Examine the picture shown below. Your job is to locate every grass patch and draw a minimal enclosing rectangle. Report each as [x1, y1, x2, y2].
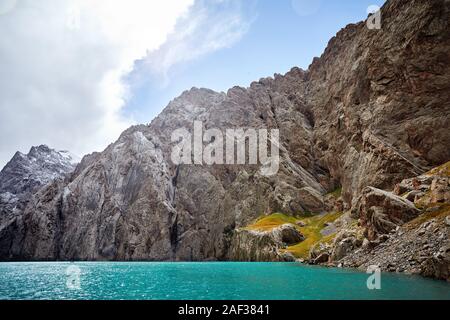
[404, 204, 450, 230]
[426, 161, 450, 177]
[413, 189, 449, 210]
[282, 212, 343, 259]
[244, 213, 299, 232]
[414, 190, 432, 209]
[320, 233, 337, 245]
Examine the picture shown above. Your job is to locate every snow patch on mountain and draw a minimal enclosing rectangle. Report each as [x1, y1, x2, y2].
[0, 145, 78, 213]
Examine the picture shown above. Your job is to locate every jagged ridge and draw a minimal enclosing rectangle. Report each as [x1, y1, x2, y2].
[0, 0, 448, 279]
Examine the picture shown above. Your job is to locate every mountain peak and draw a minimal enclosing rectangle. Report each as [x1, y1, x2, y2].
[29, 144, 51, 154]
[0, 145, 78, 198]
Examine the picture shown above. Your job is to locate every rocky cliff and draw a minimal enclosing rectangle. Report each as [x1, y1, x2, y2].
[0, 145, 77, 219]
[0, 0, 449, 279]
[0, 145, 78, 258]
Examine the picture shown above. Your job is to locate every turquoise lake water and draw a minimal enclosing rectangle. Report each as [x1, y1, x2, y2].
[0, 262, 449, 300]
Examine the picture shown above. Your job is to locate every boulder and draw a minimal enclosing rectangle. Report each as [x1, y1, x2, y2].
[297, 187, 325, 213]
[394, 176, 433, 196]
[296, 221, 306, 227]
[352, 187, 421, 240]
[330, 229, 364, 262]
[430, 177, 450, 204]
[404, 190, 424, 202]
[331, 238, 355, 261]
[312, 253, 330, 265]
[274, 224, 305, 245]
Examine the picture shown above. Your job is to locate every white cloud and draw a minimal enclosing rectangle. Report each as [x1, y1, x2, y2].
[141, 0, 256, 86]
[0, 0, 193, 168]
[0, 0, 253, 169]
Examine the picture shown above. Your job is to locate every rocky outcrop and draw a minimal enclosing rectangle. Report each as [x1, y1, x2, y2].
[320, 162, 450, 281]
[0, 145, 77, 196]
[276, 224, 305, 245]
[351, 187, 421, 240]
[0, 0, 449, 270]
[228, 224, 303, 262]
[330, 229, 365, 262]
[395, 174, 450, 208]
[309, 243, 332, 265]
[339, 211, 449, 281]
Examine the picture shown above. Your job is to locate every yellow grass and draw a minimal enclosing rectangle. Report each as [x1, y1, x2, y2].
[282, 212, 343, 259]
[426, 161, 450, 177]
[244, 213, 299, 232]
[404, 203, 450, 230]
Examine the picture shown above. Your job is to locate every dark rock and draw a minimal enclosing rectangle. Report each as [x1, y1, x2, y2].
[313, 253, 330, 265]
[277, 224, 305, 245]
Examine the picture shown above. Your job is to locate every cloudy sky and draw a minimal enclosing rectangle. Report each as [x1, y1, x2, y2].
[0, 0, 384, 169]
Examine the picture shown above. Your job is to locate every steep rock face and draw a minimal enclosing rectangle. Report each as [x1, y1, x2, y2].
[228, 224, 303, 262]
[3, 77, 328, 261]
[308, 0, 450, 205]
[0, 0, 449, 262]
[0, 146, 78, 259]
[0, 145, 77, 223]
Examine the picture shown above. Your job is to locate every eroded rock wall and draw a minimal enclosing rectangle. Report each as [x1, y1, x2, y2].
[0, 0, 449, 263]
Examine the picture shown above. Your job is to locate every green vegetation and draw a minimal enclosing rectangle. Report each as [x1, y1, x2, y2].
[244, 211, 344, 260]
[244, 213, 299, 232]
[426, 161, 450, 177]
[328, 187, 342, 198]
[405, 204, 450, 230]
[282, 212, 343, 259]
